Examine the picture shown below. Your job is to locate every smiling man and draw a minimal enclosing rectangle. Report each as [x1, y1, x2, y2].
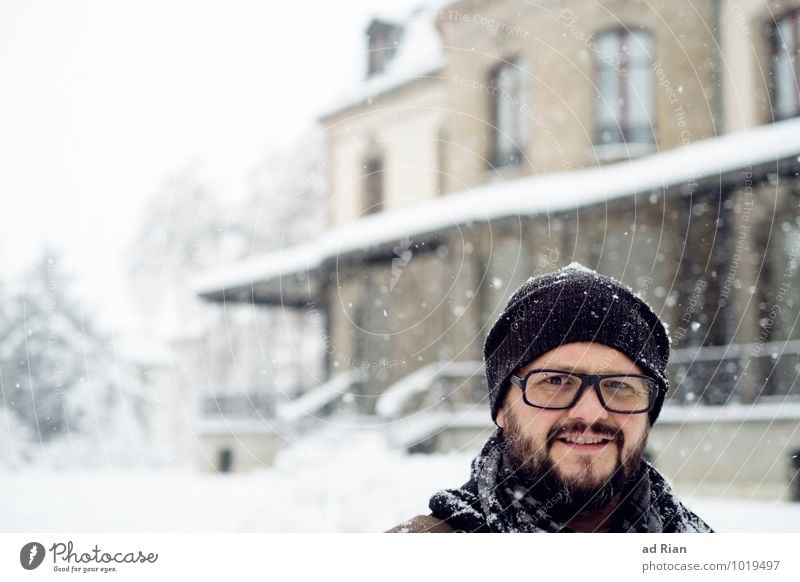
[388, 262, 714, 533]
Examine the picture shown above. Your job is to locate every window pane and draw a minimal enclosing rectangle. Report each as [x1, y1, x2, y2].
[596, 65, 620, 143]
[627, 62, 654, 142]
[364, 157, 383, 213]
[775, 49, 795, 118]
[495, 65, 513, 155]
[513, 58, 527, 148]
[628, 29, 653, 66]
[491, 59, 525, 166]
[774, 17, 798, 118]
[596, 32, 621, 144]
[596, 32, 620, 71]
[596, 29, 653, 145]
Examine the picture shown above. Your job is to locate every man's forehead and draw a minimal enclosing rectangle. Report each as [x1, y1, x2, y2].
[518, 342, 643, 374]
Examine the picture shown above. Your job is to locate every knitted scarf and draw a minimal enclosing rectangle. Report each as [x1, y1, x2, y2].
[429, 430, 714, 533]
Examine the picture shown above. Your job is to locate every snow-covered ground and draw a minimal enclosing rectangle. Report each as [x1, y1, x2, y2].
[2, 422, 799, 532]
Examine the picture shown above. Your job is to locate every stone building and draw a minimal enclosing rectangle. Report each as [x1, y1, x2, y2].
[198, 0, 800, 499]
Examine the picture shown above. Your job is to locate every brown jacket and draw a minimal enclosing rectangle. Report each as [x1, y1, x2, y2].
[386, 515, 456, 533]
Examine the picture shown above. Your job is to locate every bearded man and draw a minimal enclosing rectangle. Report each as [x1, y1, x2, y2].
[389, 263, 714, 533]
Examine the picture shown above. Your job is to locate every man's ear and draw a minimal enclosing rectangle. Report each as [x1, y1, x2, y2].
[495, 405, 506, 429]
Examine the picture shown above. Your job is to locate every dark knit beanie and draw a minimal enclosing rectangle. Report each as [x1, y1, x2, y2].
[484, 262, 670, 426]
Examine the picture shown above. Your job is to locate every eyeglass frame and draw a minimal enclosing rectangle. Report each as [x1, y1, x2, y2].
[508, 369, 658, 414]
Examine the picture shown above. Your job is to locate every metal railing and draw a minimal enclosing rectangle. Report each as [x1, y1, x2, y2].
[200, 339, 800, 427]
[376, 360, 486, 419]
[669, 340, 800, 405]
[201, 392, 275, 419]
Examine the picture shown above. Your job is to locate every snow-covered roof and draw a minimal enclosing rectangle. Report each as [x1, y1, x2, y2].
[196, 242, 320, 301]
[195, 117, 800, 299]
[320, 3, 446, 118]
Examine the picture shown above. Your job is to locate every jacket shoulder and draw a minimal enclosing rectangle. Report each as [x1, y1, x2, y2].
[386, 514, 456, 533]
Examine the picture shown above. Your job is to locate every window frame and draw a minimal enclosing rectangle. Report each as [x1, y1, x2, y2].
[593, 27, 656, 148]
[768, 9, 800, 121]
[487, 55, 528, 170]
[363, 152, 384, 215]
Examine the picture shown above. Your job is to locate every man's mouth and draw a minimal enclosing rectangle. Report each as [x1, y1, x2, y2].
[554, 434, 615, 451]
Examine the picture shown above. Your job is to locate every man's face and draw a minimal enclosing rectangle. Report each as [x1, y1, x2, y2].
[496, 342, 651, 513]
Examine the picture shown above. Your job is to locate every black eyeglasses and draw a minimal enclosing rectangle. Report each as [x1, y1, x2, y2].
[509, 369, 658, 414]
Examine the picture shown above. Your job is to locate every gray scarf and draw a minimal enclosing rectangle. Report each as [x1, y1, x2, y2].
[429, 429, 714, 533]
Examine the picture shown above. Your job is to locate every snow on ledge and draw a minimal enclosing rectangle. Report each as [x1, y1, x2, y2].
[276, 370, 365, 423]
[658, 402, 800, 424]
[195, 117, 800, 296]
[376, 360, 483, 418]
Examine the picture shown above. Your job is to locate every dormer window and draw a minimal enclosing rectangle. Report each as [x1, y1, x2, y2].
[366, 20, 401, 77]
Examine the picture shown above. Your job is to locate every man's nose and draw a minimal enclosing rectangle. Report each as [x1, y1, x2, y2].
[567, 383, 610, 423]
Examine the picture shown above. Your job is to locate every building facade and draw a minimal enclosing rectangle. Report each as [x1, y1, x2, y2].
[199, 0, 800, 499]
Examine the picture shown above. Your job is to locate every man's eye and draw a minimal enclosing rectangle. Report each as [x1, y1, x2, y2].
[545, 375, 569, 385]
[603, 379, 642, 394]
[606, 380, 629, 389]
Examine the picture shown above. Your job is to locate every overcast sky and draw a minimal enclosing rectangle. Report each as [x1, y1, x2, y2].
[0, 0, 421, 331]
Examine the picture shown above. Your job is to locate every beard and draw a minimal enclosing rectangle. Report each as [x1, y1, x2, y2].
[501, 409, 649, 518]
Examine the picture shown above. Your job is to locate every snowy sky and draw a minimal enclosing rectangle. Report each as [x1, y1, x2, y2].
[0, 0, 422, 331]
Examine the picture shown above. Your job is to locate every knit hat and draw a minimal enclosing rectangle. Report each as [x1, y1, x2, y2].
[484, 262, 670, 426]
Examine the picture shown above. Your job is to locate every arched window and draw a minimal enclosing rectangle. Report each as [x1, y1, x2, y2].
[769, 9, 800, 120]
[594, 28, 655, 146]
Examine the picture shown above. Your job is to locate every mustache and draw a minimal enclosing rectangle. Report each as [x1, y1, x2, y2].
[548, 421, 623, 445]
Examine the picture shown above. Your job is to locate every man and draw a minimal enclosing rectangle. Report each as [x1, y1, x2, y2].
[389, 262, 714, 533]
